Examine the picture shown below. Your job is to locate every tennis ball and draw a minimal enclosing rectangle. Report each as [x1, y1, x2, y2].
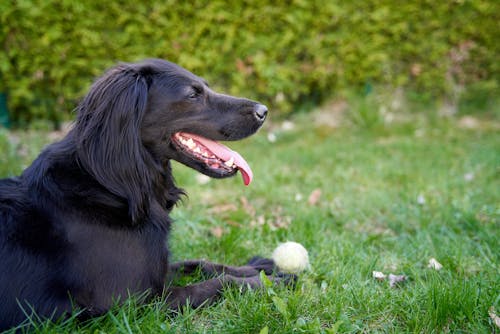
[272, 241, 309, 273]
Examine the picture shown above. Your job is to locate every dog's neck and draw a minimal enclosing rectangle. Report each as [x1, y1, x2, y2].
[21, 133, 183, 226]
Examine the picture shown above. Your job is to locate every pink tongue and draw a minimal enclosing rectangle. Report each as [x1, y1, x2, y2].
[183, 133, 253, 186]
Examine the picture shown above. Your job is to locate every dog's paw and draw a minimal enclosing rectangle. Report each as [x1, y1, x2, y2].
[247, 256, 276, 275]
[247, 256, 300, 289]
[275, 272, 299, 289]
[226, 272, 298, 291]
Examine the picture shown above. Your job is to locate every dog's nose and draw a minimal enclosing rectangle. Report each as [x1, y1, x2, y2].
[254, 104, 268, 121]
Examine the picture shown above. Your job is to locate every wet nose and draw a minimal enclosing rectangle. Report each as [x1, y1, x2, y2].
[254, 104, 268, 121]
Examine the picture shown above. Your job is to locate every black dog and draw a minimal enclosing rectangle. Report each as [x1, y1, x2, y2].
[0, 59, 288, 330]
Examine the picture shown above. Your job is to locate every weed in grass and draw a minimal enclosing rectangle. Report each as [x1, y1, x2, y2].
[346, 93, 385, 131]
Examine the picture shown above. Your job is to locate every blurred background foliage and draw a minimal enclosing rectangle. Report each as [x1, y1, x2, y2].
[1, 0, 498, 126]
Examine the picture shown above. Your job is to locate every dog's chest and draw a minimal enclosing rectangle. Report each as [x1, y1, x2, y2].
[65, 220, 168, 310]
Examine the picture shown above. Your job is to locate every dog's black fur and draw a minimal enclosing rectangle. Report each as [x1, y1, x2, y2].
[0, 59, 285, 330]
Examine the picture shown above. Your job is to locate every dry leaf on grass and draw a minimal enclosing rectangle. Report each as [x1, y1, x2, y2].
[240, 196, 256, 217]
[489, 306, 500, 328]
[372, 271, 387, 281]
[428, 258, 443, 270]
[249, 206, 291, 230]
[373, 270, 407, 288]
[308, 189, 322, 206]
[271, 215, 291, 230]
[210, 226, 224, 238]
[250, 215, 266, 228]
[270, 206, 292, 229]
[225, 221, 243, 228]
[458, 116, 480, 129]
[207, 203, 238, 215]
[388, 274, 407, 287]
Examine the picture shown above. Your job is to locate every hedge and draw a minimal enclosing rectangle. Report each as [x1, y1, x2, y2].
[1, 0, 498, 125]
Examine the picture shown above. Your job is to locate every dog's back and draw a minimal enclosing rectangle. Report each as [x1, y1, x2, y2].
[0, 176, 72, 329]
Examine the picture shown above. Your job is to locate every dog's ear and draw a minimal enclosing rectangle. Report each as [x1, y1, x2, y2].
[74, 64, 152, 223]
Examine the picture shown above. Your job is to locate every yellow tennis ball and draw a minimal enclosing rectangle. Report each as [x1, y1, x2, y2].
[272, 241, 309, 273]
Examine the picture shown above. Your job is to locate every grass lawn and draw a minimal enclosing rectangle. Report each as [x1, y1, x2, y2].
[0, 106, 498, 333]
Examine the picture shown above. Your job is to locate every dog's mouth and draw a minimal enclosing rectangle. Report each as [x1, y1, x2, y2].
[171, 132, 253, 185]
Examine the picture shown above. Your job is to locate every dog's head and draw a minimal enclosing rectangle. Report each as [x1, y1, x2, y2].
[73, 59, 267, 221]
[139, 59, 267, 185]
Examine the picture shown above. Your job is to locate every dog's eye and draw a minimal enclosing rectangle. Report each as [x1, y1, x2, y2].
[188, 86, 203, 99]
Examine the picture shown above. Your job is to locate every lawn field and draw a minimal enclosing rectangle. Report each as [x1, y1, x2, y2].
[0, 108, 498, 333]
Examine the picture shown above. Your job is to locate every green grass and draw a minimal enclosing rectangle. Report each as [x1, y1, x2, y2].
[0, 107, 499, 333]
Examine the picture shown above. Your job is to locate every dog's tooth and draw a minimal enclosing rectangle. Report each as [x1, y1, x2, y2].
[224, 157, 235, 167]
[186, 138, 196, 149]
[193, 147, 201, 154]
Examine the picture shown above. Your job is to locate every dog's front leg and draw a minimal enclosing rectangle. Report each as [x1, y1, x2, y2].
[165, 273, 290, 309]
[169, 257, 275, 280]
[166, 277, 227, 309]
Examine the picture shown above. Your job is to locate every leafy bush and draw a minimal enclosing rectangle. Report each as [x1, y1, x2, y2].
[1, 1, 498, 124]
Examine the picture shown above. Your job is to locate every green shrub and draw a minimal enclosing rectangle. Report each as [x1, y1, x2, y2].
[1, 1, 498, 125]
